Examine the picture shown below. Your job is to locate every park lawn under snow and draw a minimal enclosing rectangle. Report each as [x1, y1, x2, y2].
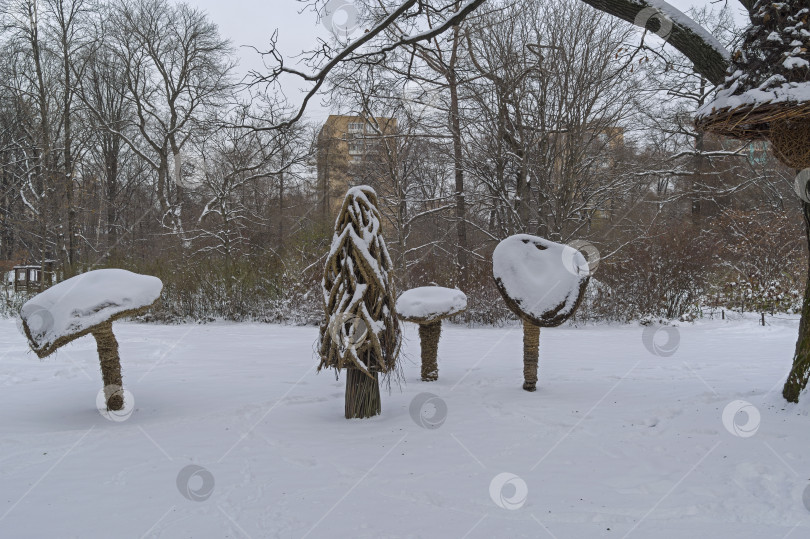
[1, 315, 809, 538]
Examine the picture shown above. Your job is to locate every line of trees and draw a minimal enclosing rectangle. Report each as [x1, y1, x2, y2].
[0, 0, 804, 329]
[325, 0, 803, 321]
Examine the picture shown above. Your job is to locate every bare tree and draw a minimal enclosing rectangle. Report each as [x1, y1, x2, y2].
[194, 105, 309, 281]
[327, 67, 455, 282]
[101, 0, 233, 244]
[42, 0, 94, 273]
[465, 0, 646, 243]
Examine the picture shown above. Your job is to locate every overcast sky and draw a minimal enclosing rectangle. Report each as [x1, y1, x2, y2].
[187, 0, 748, 122]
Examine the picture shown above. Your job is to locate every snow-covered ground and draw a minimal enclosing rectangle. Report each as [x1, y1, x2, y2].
[1, 315, 809, 538]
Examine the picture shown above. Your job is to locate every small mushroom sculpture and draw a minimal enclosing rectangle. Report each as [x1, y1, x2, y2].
[396, 286, 467, 381]
[19, 269, 163, 411]
[492, 234, 590, 392]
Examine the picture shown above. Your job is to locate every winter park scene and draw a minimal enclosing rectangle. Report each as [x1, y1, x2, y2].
[5, 0, 810, 537]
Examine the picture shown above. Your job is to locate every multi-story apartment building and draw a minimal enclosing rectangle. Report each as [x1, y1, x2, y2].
[316, 115, 397, 220]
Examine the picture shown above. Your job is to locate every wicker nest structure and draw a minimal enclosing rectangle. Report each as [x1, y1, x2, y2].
[695, 1, 810, 167]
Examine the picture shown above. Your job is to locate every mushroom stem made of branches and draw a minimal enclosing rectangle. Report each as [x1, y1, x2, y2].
[396, 286, 467, 382]
[493, 235, 591, 392]
[522, 319, 540, 391]
[20, 269, 163, 411]
[94, 321, 124, 409]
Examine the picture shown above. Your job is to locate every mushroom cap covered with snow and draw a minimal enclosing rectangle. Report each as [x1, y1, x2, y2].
[492, 234, 589, 327]
[396, 286, 467, 323]
[20, 269, 163, 358]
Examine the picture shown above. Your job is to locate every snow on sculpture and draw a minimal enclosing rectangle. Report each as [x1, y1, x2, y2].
[492, 234, 589, 391]
[397, 286, 467, 381]
[318, 186, 401, 419]
[19, 269, 163, 411]
[695, 1, 810, 168]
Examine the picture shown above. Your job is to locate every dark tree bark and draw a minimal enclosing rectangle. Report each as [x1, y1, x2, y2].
[448, 26, 468, 287]
[28, 1, 53, 269]
[51, 0, 84, 276]
[783, 201, 810, 402]
[578, 0, 731, 84]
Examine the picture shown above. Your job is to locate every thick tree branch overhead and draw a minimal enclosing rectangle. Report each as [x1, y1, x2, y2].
[253, 0, 487, 129]
[578, 0, 731, 85]
[251, 0, 738, 128]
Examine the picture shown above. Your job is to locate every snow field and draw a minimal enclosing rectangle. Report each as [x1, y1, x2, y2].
[1, 315, 809, 538]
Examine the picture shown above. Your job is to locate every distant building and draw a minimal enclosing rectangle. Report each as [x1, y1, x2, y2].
[584, 125, 626, 224]
[316, 115, 397, 220]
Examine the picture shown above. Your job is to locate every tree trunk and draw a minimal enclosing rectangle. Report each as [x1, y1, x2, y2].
[523, 320, 540, 392]
[61, 21, 75, 277]
[106, 181, 117, 254]
[29, 1, 51, 275]
[278, 169, 284, 251]
[105, 135, 120, 257]
[448, 26, 468, 288]
[92, 321, 124, 411]
[783, 200, 810, 402]
[690, 130, 705, 222]
[419, 321, 442, 381]
[345, 368, 381, 419]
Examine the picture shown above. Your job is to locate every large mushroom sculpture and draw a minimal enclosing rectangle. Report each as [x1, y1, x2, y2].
[396, 286, 467, 381]
[492, 234, 590, 391]
[19, 269, 163, 411]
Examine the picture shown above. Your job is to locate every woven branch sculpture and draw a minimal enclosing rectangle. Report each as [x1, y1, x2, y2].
[19, 269, 162, 412]
[492, 235, 590, 392]
[318, 186, 401, 419]
[396, 286, 467, 382]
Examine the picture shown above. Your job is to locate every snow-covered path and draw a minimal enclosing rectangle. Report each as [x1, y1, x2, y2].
[1, 316, 808, 538]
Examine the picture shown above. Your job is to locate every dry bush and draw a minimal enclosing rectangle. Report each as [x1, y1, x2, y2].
[581, 223, 718, 321]
[711, 209, 806, 314]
